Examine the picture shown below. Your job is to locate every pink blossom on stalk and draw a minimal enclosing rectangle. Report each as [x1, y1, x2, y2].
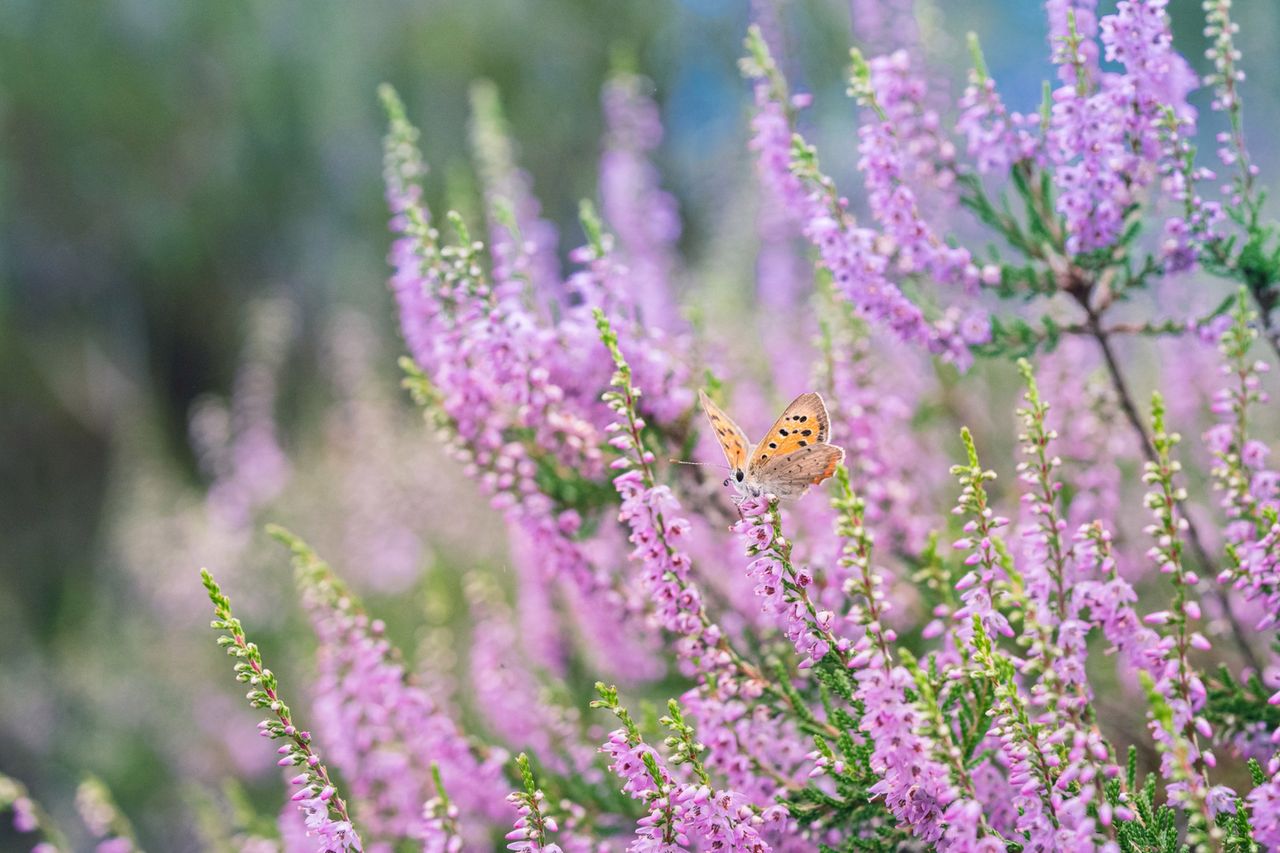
[1046, 0, 1100, 84]
[599, 311, 808, 811]
[469, 80, 562, 302]
[956, 60, 1037, 175]
[1135, 397, 1231, 829]
[742, 28, 984, 367]
[1156, 114, 1222, 273]
[748, 482, 1001, 848]
[466, 577, 596, 776]
[949, 430, 1014, 643]
[276, 528, 507, 844]
[851, 50, 985, 341]
[203, 569, 363, 852]
[594, 686, 771, 852]
[384, 86, 676, 682]
[1047, 84, 1132, 253]
[1248, 758, 1280, 848]
[857, 664, 963, 845]
[560, 214, 692, 429]
[1048, 0, 1198, 254]
[1100, 0, 1197, 124]
[504, 757, 567, 853]
[861, 50, 960, 200]
[1206, 296, 1280, 637]
[734, 498, 847, 669]
[600, 73, 683, 330]
[1072, 522, 1161, 671]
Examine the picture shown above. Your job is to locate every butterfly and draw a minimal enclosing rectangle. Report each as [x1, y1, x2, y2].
[699, 389, 845, 502]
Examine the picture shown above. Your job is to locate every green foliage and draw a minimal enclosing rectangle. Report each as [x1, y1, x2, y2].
[1113, 771, 1181, 853]
[1205, 665, 1280, 739]
[784, 701, 907, 852]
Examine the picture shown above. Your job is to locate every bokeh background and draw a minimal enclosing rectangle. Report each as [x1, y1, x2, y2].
[3, 0, 1280, 848]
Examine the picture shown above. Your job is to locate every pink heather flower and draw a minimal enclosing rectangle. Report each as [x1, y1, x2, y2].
[11, 797, 37, 833]
[385, 94, 692, 680]
[469, 81, 562, 301]
[299, 795, 362, 852]
[600, 727, 771, 851]
[603, 349, 805, 809]
[504, 790, 565, 852]
[744, 45, 977, 367]
[1049, 0, 1198, 254]
[749, 91, 810, 224]
[299, 572, 508, 839]
[1047, 0, 1100, 84]
[859, 52, 975, 291]
[1100, 0, 1197, 124]
[857, 664, 959, 844]
[734, 499, 845, 669]
[1047, 85, 1132, 254]
[601, 73, 682, 330]
[956, 67, 1037, 175]
[1247, 761, 1280, 848]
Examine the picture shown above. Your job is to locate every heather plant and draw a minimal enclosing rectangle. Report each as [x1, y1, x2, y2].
[9, 1, 1280, 852]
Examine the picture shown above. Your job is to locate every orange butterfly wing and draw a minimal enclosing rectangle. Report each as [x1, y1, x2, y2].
[748, 392, 833, 471]
[699, 389, 750, 471]
[754, 443, 845, 498]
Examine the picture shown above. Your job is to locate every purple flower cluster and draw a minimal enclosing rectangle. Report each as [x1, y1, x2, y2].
[504, 787, 563, 852]
[734, 498, 846, 669]
[1206, 300, 1280, 656]
[202, 568, 365, 852]
[599, 722, 771, 852]
[286, 533, 508, 845]
[1049, 0, 1197, 254]
[744, 33, 985, 367]
[1046, 0, 1100, 84]
[857, 664, 966, 845]
[384, 83, 686, 685]
[1248, 757, 1280, 849]
[956, 61, 1036, 176]
[600, 73, 683, 331]
[949, 435, 1015, 644]
[601, 314, 808, 817]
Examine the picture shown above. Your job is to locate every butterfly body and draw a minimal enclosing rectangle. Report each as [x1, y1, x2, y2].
[699, 390, 844, 502]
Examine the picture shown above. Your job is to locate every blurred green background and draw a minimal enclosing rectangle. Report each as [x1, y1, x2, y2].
[2, 0, 1279, 848]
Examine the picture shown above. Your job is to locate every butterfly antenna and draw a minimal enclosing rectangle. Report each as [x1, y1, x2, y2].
[670, 459, 729, 470]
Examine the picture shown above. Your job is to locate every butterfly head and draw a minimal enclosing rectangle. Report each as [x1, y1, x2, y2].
[724, 467, 762, 499]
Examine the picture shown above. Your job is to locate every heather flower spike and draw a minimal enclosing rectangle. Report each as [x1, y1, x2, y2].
[1, 773, 70, 852]
[202, 568, 363, 851]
